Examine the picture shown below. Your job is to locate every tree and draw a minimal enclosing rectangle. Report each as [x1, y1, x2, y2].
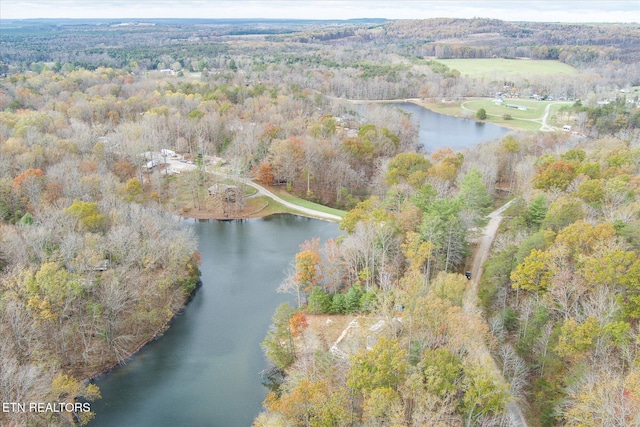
[64, 199, 107, 232]
[124, 177, 143, 200]
[254, 161, 275, 185]
[430, 272, 469, 307]
[564, 371, 640, 427]
[49, 374, 101, 426]
[294, 238, 322, 294]
[261, 303, 296, 370]
[12, 168, 45, 208]
[476, 108, 487, 120]
[362, 387, 405, 426]
[386, 152, 431, 188]
[347, 336, 408, 394]
[542, 197, 584, 231]
[421, 347, 463, 397]
[580, 249, 640, 318]
[457, 167, 493, 218]
[555, 317, 601, 359]
[289, 312, 308, 337]
[510, 249, 553, 297]
[576, 179, 604, 206]
[526, 194, 547, 227]
[265, 380, 350, 427]
[307, 287, 332, 314]
[533, 161, 576, 191]
[461, 361, 510, 425]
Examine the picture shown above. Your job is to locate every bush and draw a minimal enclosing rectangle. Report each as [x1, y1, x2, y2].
[476, 108, 487, 120]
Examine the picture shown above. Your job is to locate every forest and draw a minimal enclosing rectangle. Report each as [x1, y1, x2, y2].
[0, 16, 639, 427]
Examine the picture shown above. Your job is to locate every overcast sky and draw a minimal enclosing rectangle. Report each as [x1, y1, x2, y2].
[1, 1, 638, 23]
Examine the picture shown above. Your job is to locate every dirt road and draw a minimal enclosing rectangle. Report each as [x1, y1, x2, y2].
[465, 200, 529, 427]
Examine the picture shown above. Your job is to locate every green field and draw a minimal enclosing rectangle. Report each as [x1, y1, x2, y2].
[464, 99, 548, 120]
[415, 98, 574, 133]
[437, 58, 576, 78]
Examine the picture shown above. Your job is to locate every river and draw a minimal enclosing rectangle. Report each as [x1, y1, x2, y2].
[88, 215, 339, 427]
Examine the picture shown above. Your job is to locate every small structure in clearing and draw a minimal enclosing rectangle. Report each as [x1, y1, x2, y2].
[208, 184, 239, 202]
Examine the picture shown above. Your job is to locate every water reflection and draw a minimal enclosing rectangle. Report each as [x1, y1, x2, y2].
[392, 103, 510, 151]
[89, 215, 339, 427]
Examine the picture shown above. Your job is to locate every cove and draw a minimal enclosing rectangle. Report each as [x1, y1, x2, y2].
[88, 214, 339, 427]
[392, 102, 511, 151]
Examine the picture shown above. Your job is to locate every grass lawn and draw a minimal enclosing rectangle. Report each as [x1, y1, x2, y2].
[484, 115, 543, 132]
[547, 103, 576, 127]
[464, 98, 549, 120]
[413, 99, 571, 133]
[437, 58, 576, 79]
[267, 186, 347, 218]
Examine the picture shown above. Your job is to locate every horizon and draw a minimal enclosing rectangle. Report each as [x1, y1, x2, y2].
[1, 1, 639, 24]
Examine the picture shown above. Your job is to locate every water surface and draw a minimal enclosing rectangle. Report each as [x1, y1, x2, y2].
[89, 215, 339, 427]
[392, 102, 511, 151]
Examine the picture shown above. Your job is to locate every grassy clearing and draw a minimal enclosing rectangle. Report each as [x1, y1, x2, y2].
[547, 103, 576, 127]
[268, 187, 347, 218]
[413, 99, 566, 133]
[464, 99, 549, 120]
[484, 115, 543, 132]
[437, 58, 576, 78]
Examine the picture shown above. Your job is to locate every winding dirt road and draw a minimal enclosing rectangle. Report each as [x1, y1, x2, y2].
[465, 200, 529, 427]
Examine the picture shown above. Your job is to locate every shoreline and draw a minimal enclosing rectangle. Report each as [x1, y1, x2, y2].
[83, 278, 202, 385]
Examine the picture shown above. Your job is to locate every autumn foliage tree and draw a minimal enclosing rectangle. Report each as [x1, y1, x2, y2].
[294, 238, 322, 293]
[533, 161, 576, 190]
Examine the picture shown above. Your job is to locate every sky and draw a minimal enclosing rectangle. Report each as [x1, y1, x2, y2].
[1, 1, 639, 23]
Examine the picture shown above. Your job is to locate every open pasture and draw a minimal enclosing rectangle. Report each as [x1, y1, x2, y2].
[464, 98, 552, 120]
[437, 58, 577, 78]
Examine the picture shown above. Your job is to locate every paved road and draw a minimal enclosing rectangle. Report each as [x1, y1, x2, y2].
[239, 178, 342, 222]
[164, 157, 342, 222]
[465, 201, 529, 427]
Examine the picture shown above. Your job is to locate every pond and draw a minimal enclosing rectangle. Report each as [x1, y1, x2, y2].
[88, 215, 339, 427]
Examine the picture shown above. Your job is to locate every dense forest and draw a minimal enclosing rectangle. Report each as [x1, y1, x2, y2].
[256, 133, 640, 426]
[0, 16, 639, 427]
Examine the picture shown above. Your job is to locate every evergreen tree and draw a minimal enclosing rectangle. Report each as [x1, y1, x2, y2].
[527, 194, 547, 227]
[458, 167, 493, 217]
[261, 303, 296, 370]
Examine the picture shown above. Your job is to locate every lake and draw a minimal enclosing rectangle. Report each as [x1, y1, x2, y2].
[88, 215, 339, 427]
[361, 102, 510, 151]
[88, 105, 508, 426]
